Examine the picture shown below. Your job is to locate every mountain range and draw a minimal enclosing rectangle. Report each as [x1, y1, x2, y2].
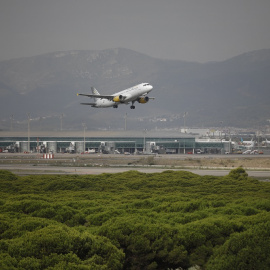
[1, 48, 270, 131]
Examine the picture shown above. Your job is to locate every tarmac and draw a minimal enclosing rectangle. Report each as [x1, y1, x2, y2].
[1, 152, 270, 179]
[1, 163, 270, 179]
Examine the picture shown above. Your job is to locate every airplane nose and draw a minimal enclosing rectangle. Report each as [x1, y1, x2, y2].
[148, 85, 153, 90]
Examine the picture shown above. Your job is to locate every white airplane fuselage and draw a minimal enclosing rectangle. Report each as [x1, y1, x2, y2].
[78, 83, 153, 109]
[239, 139, 255, 149]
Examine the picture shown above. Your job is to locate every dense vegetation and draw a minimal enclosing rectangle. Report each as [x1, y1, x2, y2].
[0, 168, 270, 269]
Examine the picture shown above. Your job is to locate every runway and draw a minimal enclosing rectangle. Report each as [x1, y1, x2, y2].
[1, 152, 270, 179]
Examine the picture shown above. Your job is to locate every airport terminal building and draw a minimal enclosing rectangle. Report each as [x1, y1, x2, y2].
[0, 133, 232, 154]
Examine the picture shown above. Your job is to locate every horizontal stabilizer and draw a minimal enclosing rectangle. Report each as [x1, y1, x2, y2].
[80, 103, 96, 106]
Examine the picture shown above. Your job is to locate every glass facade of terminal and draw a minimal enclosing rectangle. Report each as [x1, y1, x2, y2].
[0, 136, 228, 154]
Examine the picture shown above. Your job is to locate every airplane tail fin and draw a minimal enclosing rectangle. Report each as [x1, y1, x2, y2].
[91, 87, 100, 95]
[91, 87, 100, 102]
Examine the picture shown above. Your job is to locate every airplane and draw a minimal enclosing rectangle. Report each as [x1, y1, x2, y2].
[239, 137, 255, 149]
[77, 83, 154, 109]
[262, 138, 270, 146]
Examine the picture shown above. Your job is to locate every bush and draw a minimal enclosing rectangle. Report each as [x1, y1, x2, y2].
[227, 167, 248, 180]
[1, 169, 270, 269]
[207, 222, 270, 270]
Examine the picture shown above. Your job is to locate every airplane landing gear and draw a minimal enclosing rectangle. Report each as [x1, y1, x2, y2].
[113, 105, 118, 108]
[130, 101, 135, 109]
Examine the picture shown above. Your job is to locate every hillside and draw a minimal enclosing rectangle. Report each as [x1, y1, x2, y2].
[1, 48, 270, 130]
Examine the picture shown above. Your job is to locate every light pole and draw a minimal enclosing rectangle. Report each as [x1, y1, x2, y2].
[27, 113, 31, 152]
[143, 129, 147, 153]
[60, 114, 64, 131]
[183, 112, 188, 133]
[124, 113, 127, 131]
[82, 123, 86, 152]
[220, 121, 223, 139]
[220, 121, 223, 154]
[10, 114, 14, 132]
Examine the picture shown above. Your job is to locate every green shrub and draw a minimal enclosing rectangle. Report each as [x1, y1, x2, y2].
[0, 169, 270, 269]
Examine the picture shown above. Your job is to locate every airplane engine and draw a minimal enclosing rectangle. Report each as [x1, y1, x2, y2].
[113, 95, 124, 102]
[138, 96, 149, 104]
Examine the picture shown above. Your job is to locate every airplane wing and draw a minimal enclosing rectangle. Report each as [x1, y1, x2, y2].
[77, 93, 115, 100]
[80, 102, 97, 105]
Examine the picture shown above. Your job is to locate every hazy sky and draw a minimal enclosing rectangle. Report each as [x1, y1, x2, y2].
[1, 0, 270, 62]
